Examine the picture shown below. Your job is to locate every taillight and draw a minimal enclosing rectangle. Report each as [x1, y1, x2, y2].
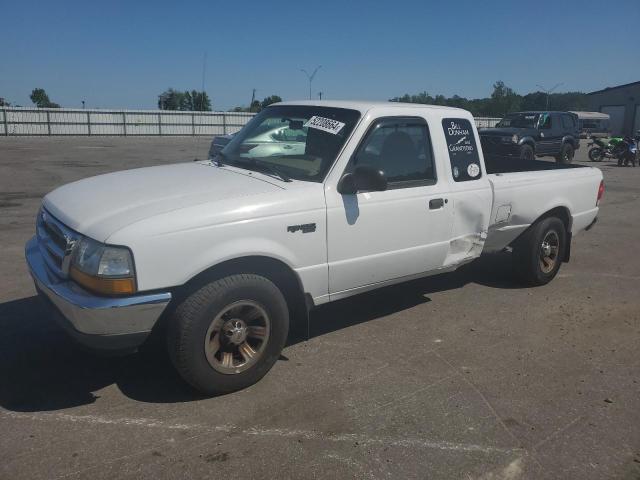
[596, 180, 605, 205]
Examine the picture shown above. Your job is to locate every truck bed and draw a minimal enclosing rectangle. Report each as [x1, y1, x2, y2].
[484, 154, 585, 174]
[482, 154, 601, 253]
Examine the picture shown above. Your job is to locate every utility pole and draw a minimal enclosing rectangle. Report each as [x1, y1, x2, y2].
[250, 88, 256, 111]
[536, 83, 564, 110]
[200, 52, 207, 111]
[300, 66, 321, 100]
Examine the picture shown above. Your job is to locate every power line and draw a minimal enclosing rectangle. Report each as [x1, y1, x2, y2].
[536, 82, 564, 109]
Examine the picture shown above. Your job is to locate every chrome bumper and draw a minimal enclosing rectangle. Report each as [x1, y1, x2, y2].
[25, 236, 171, 351]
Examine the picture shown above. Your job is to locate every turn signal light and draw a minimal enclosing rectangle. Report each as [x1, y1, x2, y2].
[70, 266, 137, 296]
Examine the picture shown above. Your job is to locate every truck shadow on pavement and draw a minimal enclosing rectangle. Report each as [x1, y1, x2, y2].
[0, 252, 521, 411]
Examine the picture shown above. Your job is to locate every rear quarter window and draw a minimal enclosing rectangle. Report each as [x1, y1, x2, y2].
[442, 118, 482, 182]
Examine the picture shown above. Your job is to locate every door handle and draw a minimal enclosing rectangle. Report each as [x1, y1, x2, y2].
[429, 198, 445, 209]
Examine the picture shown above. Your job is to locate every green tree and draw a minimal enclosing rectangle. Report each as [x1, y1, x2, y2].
[261, 95, 282, 109]
[159, 89, 211, 111]
[390, 82, 589, 118]
[249, 100, 261, 113]
[30, 88, 60, 108]
[489, 81, 521, 116]
[0, 97, 10, 107]
[158, 88, 185, 110]
[189, 90, 212, 111]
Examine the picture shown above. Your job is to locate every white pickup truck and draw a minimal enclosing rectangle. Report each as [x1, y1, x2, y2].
[26, 101, 603, 394]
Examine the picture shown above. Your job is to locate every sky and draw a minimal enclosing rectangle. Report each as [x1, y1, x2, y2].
[2, 0, 639, 110]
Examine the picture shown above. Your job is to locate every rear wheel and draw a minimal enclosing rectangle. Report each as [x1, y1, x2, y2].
[588, 147, 603, 162]
[167, 274, 289, 395]
[556, 143, 574, 164]
[513, 217, 566, 286]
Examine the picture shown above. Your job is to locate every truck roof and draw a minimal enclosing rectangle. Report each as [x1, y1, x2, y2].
[273, 100, 467, 114]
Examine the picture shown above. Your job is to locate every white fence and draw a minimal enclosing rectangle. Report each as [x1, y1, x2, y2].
[0, 107, 255, 136]
[0, 107, 501, 136]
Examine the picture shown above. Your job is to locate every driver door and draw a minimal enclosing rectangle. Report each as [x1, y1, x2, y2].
[325, 116, 453, 296]
[537, 113, 555, 154]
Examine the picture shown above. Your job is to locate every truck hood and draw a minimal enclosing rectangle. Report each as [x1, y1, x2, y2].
[479, 127, 538, 137]
[43, 162, 283, 242]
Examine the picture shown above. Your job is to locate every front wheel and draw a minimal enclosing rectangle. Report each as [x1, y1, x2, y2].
[588, 147, 603, 162]
[513, 217, 567, 286]
[519, 144, 535, 161]
[167, 274, 289, 395]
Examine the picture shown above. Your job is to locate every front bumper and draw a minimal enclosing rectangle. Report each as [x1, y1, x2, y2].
[480, 138, 523, 157]
[25, 236, 171, 352]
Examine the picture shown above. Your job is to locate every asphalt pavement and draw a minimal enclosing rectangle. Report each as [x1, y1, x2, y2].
[0, 137, 638, 479]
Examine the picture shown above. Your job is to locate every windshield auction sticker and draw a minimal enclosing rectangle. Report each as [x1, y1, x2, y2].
[304, 116, 345, 135]
[442, 118, 482, 182]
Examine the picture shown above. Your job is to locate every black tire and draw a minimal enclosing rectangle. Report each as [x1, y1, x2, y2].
[556, 143, 574, 164]
[588, 147, 603, 162]
[513, 217, 566, 286]
[519, 144, 535, 161]
[167, 274, 289, 395]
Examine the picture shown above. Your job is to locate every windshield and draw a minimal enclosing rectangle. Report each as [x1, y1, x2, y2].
[496, 113, 540, 128]
[219, 105, 360, 182]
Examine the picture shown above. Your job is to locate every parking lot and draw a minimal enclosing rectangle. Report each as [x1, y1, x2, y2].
[0, 136, 639, 479]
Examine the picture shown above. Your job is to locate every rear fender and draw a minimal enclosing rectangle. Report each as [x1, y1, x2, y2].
[562, 136, 577, 148]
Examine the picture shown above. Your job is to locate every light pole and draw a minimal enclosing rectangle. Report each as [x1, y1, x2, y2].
[536, 83, 564, 110]
[300, 66, 321, 100]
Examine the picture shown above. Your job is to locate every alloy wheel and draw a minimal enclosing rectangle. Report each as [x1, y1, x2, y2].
[204, 300, 271, 374]
[539, 230, 560, 274]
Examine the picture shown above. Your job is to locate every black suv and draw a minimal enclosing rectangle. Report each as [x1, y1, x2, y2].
[479, 111, 580, 163]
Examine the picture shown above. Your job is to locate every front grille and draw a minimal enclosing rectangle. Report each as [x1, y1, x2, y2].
[36, 208, 79, 278]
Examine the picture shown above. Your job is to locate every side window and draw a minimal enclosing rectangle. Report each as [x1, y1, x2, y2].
[351, 117, 436, 187]
[441, 118, 482, 182]
[562, 114, 575, 130]
[539, 113, 552, 129]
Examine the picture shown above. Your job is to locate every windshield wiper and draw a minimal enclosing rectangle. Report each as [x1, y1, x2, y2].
[232, 158, 292, 183]
[213, 151, 227, 166]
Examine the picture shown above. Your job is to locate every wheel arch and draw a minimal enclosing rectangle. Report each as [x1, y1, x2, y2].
[172, 255, 311, 340]
[562, 135, 578, 148]
[519, 137, 536, 151]
[511, 206, 573, 262]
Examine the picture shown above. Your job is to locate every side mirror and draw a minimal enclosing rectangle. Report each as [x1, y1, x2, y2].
[337, 165, 388, 194]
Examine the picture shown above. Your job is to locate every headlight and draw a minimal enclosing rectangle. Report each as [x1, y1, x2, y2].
[70, 237, 137, 295]
[501, 135, 519, 144]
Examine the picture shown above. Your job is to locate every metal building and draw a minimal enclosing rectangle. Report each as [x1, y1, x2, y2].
[587, 80, 640, 136]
